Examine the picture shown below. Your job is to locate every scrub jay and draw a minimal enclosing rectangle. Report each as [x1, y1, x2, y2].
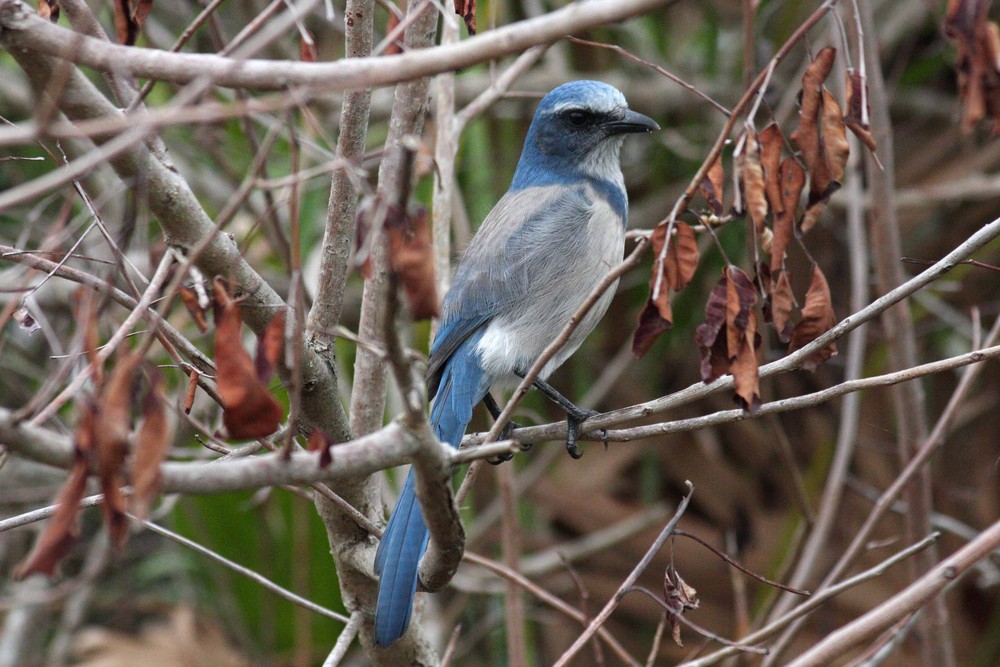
[374, 80, 658, 646]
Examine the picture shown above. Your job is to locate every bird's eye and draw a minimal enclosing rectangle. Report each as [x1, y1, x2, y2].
[566, 110, 590, 127]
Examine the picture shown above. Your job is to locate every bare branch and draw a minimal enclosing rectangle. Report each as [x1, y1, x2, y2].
[786, 522, 1000, 666]
[0, 0, 675, 91]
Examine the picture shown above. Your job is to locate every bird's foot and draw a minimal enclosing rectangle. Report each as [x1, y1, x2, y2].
[565, 407, 602, 459]
[487, 419, 527, 465]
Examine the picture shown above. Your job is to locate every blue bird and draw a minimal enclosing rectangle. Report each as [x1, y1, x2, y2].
[373, 80, 658, 647]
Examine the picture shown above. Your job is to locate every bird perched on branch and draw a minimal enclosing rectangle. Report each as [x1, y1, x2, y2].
[374, 80, 658, 647]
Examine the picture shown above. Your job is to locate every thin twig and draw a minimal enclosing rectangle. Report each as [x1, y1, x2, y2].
[674, 530, 810, 596]
[553, 481, 695, 667]
[140, 518, 351, 624]
[321, 611, 362, 667]
[681, 532, 940, 667]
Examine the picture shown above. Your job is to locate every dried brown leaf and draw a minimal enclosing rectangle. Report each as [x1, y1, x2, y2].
[75, 288, 102, 386]
[38, 0, 60, 22]
[131, 366, 172, 519]
[739, 130, 768, 235]
[945, 0, 1000, 132]
[732, 310, 761, 413]
[768, 269, 795, 344]
[131, 0, 153, 32]
[94, 351, 142, 550]
[844, 69, 878, 152]
[299, 29, 318, 62]
[800, 90, 849, 234]
[695, 270, 730, 382]
[725, 266, 756, 360]
[698, 156, 725, 216]
[212, 280, 283, 440]
[12, 305, 40, 333]
[633, 222, 699, 357]
[15, 462, 89, 578]
[789, 265, 838, 370]
[307, 429, 333, 469]
[759, 123, 784, 216]
[387, 206, 440, 320]
[384, 12, 403, 56]
[179, 285, 209, 333]
[664, 563, 699, 648]
[114, 0, 138, 45]
[791, 47, 836, 198]
[770, 158, 806, 274]
[183, 369, 198, 414]
[256, 310, 286, 385]
[454, 0, 477, 35]
[633, 301, 672, 358]
[633, 227, 673, 357]
[666, 221, 699, 292]
[821, 89, 850, 186]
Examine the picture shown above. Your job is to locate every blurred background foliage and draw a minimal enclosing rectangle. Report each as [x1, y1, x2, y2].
[2, 0, 1000, 665]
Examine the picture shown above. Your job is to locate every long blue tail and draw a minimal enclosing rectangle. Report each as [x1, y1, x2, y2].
[373, 341, 490, 646]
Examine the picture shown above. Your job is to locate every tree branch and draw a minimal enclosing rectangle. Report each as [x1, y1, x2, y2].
[0, 0, 674, 91]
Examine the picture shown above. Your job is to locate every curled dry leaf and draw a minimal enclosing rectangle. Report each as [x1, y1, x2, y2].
[845, 69, 878, 152]
[768, 269, 795, 344]
[15, 462, 89, 578]
[791, 47, 836, 197]
[37, 0, 60, 22]
[725, 266, 756, 360]
[726, 268, 761, 412]
[790, 264, 838, 370]
[75, 287, 102, 386]
[695, 271, 730, 382]
[18, 401, 100, 577]
[183, 369, 198, 414]
[384, 12, 404, 56]
[739, 130, 768, 235]
[696, 267, 760, 412]
[758, 123, 784, 216]
[945, 0, 1000, 133]
[179, 285, 209, 333]
[800, 90, 850, 234]
[256, 310, 286, 385]
[632, 222, 700, 357]
[386, 206, 440, 320]
[12, 305, 40, 334]
[663, 562, 700, 647]
[731, 310, 761, 412]
[307, 429, 333, 469]
[770, 157, 806, 274]
[698, 155, 725, 216]
[665, 221, 699, 292]
[131, 366, 172, 519]
[131, 0, 153, 32]
[94, 351, 143, 550]
[454, 0, 477, 35]
[114, 0, 138, 45]
[299, 29, 318, 62]
[212, 280, 283, 440]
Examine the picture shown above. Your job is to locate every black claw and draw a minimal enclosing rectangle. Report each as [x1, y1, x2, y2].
[487, 451, 514, 465]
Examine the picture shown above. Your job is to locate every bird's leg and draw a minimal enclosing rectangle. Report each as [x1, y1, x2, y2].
[482, 393, 527, 465]
[517, 373, 604, 459]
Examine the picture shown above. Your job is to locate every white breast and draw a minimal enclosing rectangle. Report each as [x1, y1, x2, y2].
[475, 183, 625, 387]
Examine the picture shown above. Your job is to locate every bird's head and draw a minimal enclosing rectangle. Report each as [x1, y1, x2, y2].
[513, 80, 659, 188]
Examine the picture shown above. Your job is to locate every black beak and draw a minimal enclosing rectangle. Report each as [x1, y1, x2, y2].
[604, 109, 660, 135]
